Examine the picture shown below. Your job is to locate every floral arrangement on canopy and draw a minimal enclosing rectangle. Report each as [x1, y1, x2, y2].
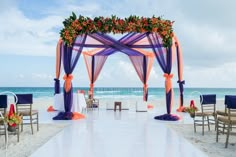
[60, 12, 174, 47]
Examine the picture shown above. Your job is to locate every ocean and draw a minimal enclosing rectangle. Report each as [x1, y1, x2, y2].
[1, 87, 236, 101]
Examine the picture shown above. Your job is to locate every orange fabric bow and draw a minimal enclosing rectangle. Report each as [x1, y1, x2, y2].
[163, 73, 173, 92]
[63, 74, 73, 92]
[143, 84, 148, 89]
[90, 83, 94, 89]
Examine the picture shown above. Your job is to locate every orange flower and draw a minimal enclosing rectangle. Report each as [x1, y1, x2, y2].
[82, 21, 87, 26]
[162, 31, 167, 36]
[61, 14, 174, 47]
[152, 27, 157, 32]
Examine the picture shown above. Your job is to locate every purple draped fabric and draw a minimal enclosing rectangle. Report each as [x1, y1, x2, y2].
[148, 33, 179, 121]
[84, 33, 152, 99]
[89, 33, 146, 56]
[54, 32, 183, 121]
[53, 35, 87, 120]
[54, 78, 60, 94]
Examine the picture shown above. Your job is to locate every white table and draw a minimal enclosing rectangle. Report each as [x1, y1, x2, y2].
[54, 93, 86, 112]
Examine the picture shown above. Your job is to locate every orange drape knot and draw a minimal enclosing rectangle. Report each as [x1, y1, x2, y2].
[63, 74, 73, 81]
[63, 74, 73, 92]
[163, 73, 173, 80]
[90, 83, 94, 89]
[90, 83, 94, 92]
[144, 84, 148, 89]
[143, 84, 148, 92]
[163, 73, 173, 93]
[89, 83, 94, 99]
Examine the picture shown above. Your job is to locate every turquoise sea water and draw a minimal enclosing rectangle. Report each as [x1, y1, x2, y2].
[1, 87, 236, 100]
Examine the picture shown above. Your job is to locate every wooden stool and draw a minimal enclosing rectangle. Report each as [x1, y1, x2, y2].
[114, 102, 122, 111]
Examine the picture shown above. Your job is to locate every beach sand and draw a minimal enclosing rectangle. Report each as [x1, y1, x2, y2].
[167, 124, 236, 157]
[0, 124, 68, 157]
[1, 97, 235, 157]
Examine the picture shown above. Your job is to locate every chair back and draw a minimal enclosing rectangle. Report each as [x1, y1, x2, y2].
[224, 95, 236, 112]
[200, 94, 216, 113]
[15, 94, 33, 113]
[200, 94, 216, 105]
[224, 95, 236, 105]
[227, 96, 236, 109]
[226, 96, 236, 120]
[0, 95, 7, 115]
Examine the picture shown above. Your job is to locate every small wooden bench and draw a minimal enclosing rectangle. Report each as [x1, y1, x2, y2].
[114, 101, 122, 111]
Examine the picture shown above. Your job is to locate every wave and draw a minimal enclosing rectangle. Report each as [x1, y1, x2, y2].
[95, 91, 120, 94]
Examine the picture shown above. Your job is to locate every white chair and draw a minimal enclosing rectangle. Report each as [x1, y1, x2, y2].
[0, 91, 19, 148]
[78, 93, 87, 113]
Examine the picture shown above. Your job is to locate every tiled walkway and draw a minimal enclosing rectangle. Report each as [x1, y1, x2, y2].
[30, 108, 207, 157]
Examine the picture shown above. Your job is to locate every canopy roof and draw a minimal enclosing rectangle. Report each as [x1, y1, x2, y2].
[54, 13, 185, 121]
[60, 12, 174, 47]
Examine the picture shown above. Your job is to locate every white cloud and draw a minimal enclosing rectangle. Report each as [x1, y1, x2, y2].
[46, 3, 101, 17]
[1, 0, 236, 87]
[32, 73, 53, 80]
[0, 6, 63, 56]
[184, 62, 236, 88]
[18, 74, 25, 78]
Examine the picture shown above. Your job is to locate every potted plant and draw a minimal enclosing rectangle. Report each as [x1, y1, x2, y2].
[184, 100, 198, 118]
[5, 104, 22, 132]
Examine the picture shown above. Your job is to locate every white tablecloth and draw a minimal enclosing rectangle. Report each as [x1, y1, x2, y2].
[54, 93, 86, 112]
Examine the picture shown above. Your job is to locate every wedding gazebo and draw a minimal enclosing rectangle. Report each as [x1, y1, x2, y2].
[53, 13, 185, 121]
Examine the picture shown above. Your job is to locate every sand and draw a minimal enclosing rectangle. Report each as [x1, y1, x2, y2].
[167, 124, 236, 157]
[0, 124, 68, 157]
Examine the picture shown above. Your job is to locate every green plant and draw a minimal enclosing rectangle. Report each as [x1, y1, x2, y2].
[60, 12, 174, 47]
[185, 106, 198, 114]
[5, 113, 22, 127]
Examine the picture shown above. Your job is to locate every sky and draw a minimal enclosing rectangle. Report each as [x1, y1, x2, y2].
[0, 0, 236, 88]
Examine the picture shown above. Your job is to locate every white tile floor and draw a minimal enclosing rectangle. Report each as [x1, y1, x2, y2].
[30, 107, 207, 157]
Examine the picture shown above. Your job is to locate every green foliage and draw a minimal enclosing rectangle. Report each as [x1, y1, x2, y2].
[60, 13, 174, 47]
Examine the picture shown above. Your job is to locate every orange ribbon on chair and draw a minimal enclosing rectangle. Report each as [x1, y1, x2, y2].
[63, 74, 73, 92]
[163, 73, 173, 93]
